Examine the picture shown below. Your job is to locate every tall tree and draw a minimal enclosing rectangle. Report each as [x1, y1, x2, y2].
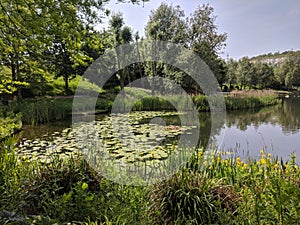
[145, 3, 187, 94]
[187, 4, 227, 84]
[276, 57, 300, 89]
[145, 3, 187, 44]
[0, 0, 149, 97]
[225, 58, 238, 88]
[143, 3, 227, 93]
[254, 62, 275, 89]
[109, 13, 133, 91]
[236, 57, 256, 89]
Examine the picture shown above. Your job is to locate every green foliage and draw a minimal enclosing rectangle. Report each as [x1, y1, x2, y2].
[148, 169, 239, 224]
[7, 98, 73, 125]
[133, 97, 175, 111]
[0, 111, 22, 139]
[225, 51, 300, 90]
[0, 137, 148, 224]
[225, 95, 281, 110]
[179, 149, 300, 225]
[0, 79, 29, 95]
[192, 95, 210, 111]
[144, 3, 227, 92]
[192, 92, 280, 112]
[52, 76, 103, 96]
[1, 137, 300, 224]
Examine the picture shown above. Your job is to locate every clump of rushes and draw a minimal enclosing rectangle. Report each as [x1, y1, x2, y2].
[148, 167, 240, 225]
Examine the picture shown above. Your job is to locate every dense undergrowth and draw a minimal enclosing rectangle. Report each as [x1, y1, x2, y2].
[0, 137, 299, 224]
[0, 111, 22, 139]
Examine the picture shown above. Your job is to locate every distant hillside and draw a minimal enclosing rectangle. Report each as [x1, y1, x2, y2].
[250, 50, 300, 65]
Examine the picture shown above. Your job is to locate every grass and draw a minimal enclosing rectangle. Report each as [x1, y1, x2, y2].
[0, 87, 281, 128]
[1, 137, 300, 224]
[224, 95, 281, 110]
[51, 76, 104, 96]
[6, 98, 73, 125]
[0, 110, 22, 139]
[223, 90, 281, 110]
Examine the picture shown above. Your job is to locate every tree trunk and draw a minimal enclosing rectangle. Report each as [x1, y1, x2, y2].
[151, 61, 156, 96]
[17, 62, 22, 98]
[11, 62, 16, 81]
[64, 76, 69, 95]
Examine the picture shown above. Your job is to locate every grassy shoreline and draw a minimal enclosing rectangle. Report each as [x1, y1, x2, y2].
[0, 138, 299, 224]
[0, 90, 282, 127]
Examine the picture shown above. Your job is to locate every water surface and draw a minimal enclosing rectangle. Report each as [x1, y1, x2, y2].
[17, 97, 300, 162]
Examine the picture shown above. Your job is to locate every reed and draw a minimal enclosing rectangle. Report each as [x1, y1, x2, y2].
[7, 98, 73, 125]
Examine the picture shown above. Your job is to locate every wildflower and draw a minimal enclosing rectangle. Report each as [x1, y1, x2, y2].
[260, 158, 266, 165]
[273, 162, 279, 168]
[197, 150, 203, 158]
[236, 157, 241, 166]
[260, 150, 264, 154]
[224, 159, 229, 166]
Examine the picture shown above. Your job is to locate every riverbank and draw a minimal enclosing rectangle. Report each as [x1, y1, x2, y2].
[0, 89, 282, 128]
[0, 138, 299, 224]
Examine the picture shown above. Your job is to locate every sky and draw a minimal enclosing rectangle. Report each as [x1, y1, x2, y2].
[98, 0, 300, 60]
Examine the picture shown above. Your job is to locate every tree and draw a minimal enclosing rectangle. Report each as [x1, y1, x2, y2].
[145, 3, 187, 44]
[276, 57, 300, 90]
[143, 3, 227, 94]
[187, 4, 227, 85]
[254, 62, 275, 89]
[225, 58, 238, 88]
[0, 0, 108, 96]
[236, 57, 256, 89]
[144, 3, 188, 94]
[109, 13, 133, 91]
[0, 0, 149, 97]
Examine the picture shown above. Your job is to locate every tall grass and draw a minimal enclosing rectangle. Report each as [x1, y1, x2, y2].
[1, 136, 300, 224]
[225, 95, 281, 110]
[7, 98, 73, 125]
[131, 94, 280, 112]
[0, 137, 148, 224]
[0, 97, 296, 225]
[148, 149, 300, 224]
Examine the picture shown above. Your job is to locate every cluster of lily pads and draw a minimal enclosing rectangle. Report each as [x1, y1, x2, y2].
[17, 127, 79, 163]
[16, 111, 197, 165]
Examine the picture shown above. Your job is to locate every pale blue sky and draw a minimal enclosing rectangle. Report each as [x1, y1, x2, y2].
[98, 0, 300, 59]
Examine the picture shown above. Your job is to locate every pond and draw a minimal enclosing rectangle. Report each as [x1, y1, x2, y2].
[16, 97, 300, 163]
[213, 97, 300, 161]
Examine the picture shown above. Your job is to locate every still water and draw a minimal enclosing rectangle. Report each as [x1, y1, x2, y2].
[18, 97, 300, 162]
[213, 97, 300, 161]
